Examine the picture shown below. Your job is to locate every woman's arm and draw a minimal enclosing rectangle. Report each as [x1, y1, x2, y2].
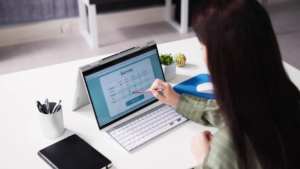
[150, 79, 225, 129]
[176, 94, 225, 129]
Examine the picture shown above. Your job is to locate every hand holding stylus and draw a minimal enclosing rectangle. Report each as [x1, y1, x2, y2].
[132, 89, 163, 94]
[149, 79, 181, 107]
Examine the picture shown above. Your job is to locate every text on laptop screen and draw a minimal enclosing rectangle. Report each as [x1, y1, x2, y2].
[84, 49, 164, 126]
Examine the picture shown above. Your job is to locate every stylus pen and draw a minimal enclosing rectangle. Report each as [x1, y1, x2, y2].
[45, 99, 50, 114]
[133, 89, 163, 94]
[52, 100, 61, 114]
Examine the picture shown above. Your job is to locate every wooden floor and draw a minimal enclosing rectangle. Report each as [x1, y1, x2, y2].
[0, 1, 299, 75]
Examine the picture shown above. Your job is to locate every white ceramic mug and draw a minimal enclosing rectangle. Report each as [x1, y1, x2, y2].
[39, 103, 65, 139]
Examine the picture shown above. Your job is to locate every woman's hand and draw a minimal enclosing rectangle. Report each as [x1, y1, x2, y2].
[190, 131, 213, 165]
[149, 79, 181, 107]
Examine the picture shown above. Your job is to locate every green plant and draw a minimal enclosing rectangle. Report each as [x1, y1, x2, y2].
[160, 54, 174, 66]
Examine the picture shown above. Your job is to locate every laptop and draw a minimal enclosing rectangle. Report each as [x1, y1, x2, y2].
[72, 40, 188, 152]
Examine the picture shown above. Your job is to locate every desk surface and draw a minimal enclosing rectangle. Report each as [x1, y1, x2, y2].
[0, 37, 299, 169]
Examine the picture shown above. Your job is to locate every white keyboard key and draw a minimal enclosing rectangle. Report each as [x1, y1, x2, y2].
[123, 141, 130, 146]
[170, 112, 177, 115]
[126, 139, 133, 145]
[138, 131, 143, 136]
[128, 144, 134, 150]
[162, 126, 168, 132]
[140, 138, 146, 143]
[131, 142, 137, 148]
[131, 133, 137, 138]
[144, 128, 163, 141]
[127, 144, 132, 150]
[116, 136, 122, 141]
[141, 128, 147, 132]
[133, 137, 139, 142]
[178, 119, 184, 124]
[166, 124, 172, 129]
[125, 146, 131, 151]
[176, 115, 182, 120]
[136, 136, 141, 142]
[130, 130, 135, 135]
[141, 132, 147, 137]
[136, 140, 142, 145]
[119, 138, 125, 144]
[135, 140, 141, 146]
[173, 120, 179, 125]
[146, 130, 151, 135]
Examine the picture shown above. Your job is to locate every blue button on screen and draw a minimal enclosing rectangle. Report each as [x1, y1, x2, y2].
[126, 94, 145, 106]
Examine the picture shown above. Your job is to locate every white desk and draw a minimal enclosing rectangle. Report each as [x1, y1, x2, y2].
[0, 38, 299, 169]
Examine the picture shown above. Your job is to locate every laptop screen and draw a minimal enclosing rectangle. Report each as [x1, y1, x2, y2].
[83, 46, 165, 129]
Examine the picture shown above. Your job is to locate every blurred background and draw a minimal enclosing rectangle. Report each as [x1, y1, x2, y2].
[0, 0, 299, 75]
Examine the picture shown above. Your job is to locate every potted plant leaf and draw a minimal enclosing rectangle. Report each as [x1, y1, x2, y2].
[160, 54, 176, 81]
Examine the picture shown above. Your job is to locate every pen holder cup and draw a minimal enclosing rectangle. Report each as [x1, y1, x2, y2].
[39, 102, 65, 139]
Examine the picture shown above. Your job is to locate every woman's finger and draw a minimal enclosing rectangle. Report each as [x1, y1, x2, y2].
[154, 78, 165, 83]
[207, 134, 213, 141]
[149, 79, 166, 90]
[202, 131, 213, 141]
[152, 89, 165, 101]
[202, 130, 211, 136]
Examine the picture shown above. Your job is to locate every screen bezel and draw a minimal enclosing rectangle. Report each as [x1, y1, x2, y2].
[82, 45, 165, 130]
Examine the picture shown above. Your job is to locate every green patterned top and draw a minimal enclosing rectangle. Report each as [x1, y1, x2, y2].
[176, 94, 261, 169]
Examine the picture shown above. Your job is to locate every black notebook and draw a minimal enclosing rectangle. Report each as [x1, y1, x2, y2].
[38, 134, 112, 169]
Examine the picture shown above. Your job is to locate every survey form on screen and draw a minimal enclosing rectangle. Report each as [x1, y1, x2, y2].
[99, 58, 156, 117]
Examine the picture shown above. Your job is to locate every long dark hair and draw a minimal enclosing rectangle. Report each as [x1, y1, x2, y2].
[192, 0, 300, 168]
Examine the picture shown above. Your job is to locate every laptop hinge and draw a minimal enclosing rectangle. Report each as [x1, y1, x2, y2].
[139, 43, 148, 49]
[147, 40, 155, 46]
[89, 61, 100, 68]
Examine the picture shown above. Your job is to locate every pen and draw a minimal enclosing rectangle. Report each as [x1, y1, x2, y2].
[52, 100, 61, 114]
[57, 105, 61, 112]
[45, 99, 50, 114]
[133, 89, 163, 94]
[37, 101, 46, 114]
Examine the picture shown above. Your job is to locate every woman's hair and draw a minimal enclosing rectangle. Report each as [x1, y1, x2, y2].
[192, 0, 300, 168]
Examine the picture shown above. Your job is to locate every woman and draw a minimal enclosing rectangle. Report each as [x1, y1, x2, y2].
[149, 0, 300, 168]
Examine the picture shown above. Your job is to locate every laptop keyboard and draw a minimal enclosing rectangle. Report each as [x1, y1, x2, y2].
[106, 104, 188, 152]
